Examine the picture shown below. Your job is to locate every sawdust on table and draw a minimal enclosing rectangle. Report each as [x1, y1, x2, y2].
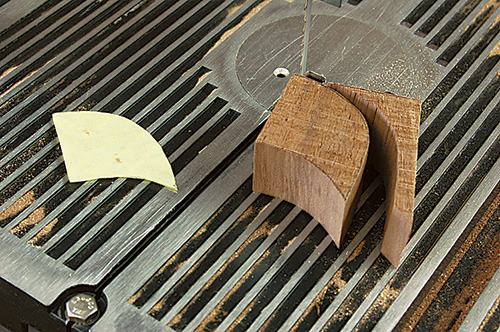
[169, 219, 277, 328]
[147, 201, 271, 317]
[290, 267, 348, 331]
[402, 188, 500, 331]
[205, 0, 273, 57]
[27, 218, 59, 248]
[480, 293, 500, 330]
[9, 206, 46, 237]
[0, 191, 35, 224]
[347, 240, 365, 263]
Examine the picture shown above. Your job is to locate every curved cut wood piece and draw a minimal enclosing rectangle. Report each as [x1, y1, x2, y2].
[329, 83, 421, 267]
[253, 75, 370, 246]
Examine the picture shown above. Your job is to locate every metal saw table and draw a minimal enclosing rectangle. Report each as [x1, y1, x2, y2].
[0, 0, 499, 331]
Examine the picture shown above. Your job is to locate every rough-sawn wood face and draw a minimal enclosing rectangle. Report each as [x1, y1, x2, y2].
[253, 75, 370, 249]
[254, 74, 421, 267]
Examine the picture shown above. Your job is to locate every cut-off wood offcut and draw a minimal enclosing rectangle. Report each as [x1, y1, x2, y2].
[253, 75, 421, 267]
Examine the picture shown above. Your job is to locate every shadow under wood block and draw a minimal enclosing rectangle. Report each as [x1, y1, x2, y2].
[253, 75, 421, 267]
[253, 75, 370, 248]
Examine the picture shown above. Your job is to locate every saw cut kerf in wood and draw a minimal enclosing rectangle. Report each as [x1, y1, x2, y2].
[254, 75, 421, 267]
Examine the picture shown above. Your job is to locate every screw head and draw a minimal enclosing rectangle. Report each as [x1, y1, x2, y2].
[65, 293, 98, 324]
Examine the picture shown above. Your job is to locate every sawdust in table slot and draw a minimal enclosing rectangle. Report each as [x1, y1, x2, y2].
[352, 284, 400, 332]
[477, 1, 500, 57]
[223, 233, 318, 331]
[347, 240, 366, 263]
[27, 218, 59, 248]
[0, 65, 40, 101]
[147, 200, 272, 316]
[425, 221, 500, 331]
[127, 200, 232, 307]
[289, 267, 350, 331]
[196, 211, 310, 331]
[401, 185, 500, 331]
[9, 205, 46, 237]
[480, 292, 500, 330]
[280, 235, 298, 255]
[0, 136, 52, 182]
[192, 245, 275, 332]
[0, 66, 18, 81]
[317, 256, 390, 330]
[168, 219, 278, 328]
[0, 191, 35, 225]
[195, 70, 213, 87]
[129, 198, 246, 306]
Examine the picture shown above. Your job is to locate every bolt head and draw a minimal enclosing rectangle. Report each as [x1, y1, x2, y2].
[65, 294, 98, 324]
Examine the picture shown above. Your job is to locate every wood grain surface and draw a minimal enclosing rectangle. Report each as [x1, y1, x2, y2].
[330, 82, 421, 266]
[254, 75, 370, 246]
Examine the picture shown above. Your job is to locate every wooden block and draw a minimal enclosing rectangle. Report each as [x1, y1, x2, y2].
[254, 75, 370, 246]
[329, 83, 421, 267]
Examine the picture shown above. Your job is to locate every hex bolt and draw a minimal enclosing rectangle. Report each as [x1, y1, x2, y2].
[65, 293, 99, 324]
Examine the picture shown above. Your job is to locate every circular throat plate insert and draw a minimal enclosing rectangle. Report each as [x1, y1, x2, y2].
[237, 15, 423, 108]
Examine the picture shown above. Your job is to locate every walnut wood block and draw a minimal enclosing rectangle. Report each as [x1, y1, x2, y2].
[329, 83, 421, 267]
[253, 75, 370, 246]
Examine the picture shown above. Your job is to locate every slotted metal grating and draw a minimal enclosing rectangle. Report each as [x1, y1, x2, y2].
[0, 0, 500, 331]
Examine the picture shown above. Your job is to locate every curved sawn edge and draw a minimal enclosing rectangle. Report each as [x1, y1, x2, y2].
[253, 75, 370, 247]
[330, 83, 421, 267]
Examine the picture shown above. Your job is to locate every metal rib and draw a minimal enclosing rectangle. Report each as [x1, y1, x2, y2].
[3, 0, 242, 244]
[156, 198, 285, 323]
[338, 118, 500, 330]
[0, 0, 200, 149]
[374, 155, 500, 331]
[137, 191, 261, 313]
[0, 0, 122, 104]
[309, 243, 382, 332]
[182, 207, 304, 332]
[280, 213, 385, 331]
[0, 0, 164, 109]
[417, 0, 468, 42]
[74, 0, 267, 269]
[7, 176, 66, 234]
[0, 0, 172, 106]
[419, 27, 500, 134]
[2, 158, 63, 230]
[0, 139, 57, 195]
[0, 0, 94, 70]
[42, 90, 225, 253]
[245, 204, 384, 332]
[76, 104, 248, 272]
[61, 0, 212, 113]
[5, 57, 212, 236]
[247, 234, 331, 332]
[416, 72, 500, 189]
[437, 2, 500, 65]
[217, 179, 382, 332]
[0, 0, 254, 208]
[418, 49, 500, 168]
[405, 0, 449, 34]
[430, 0, 492, 51]
[0, 0, 72, 49]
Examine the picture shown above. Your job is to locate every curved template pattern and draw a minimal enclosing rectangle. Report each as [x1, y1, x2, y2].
[254, 75, 421, 267]
[254, 75, 370, 247]
[52, 111, 177, 192]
